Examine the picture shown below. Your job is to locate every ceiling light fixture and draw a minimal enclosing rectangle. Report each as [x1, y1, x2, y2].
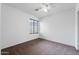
[41, 3, 49, 12]
[43, 8, 48, 12]
[35, 3, 55, 12]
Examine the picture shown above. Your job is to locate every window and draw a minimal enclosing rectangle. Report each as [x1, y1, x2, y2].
[30, 18, 39, 34]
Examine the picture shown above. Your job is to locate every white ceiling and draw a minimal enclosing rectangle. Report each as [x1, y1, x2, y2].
[4, 3, 76, 19]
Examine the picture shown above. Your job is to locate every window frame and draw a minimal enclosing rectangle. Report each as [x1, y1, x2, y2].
[30, 18, 39, 34]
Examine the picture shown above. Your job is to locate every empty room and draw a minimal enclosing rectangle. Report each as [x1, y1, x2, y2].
[0, 3, 79, 55]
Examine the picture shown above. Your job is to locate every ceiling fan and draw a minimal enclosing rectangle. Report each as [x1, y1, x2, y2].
[35, 3, 55, 12]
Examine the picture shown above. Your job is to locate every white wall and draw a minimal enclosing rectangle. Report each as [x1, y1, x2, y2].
[75, 3, 79, 50]
[1, 4, 39, 49]
[40, 8, 75, 47]
[78, 11, 79, 49]
[0, 3, 2, 54]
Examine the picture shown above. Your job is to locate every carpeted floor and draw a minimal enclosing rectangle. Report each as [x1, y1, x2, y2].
[1, 38, 79, 55]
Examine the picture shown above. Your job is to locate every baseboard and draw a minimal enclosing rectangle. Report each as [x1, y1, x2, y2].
[75, 46, 79, 50]
[40, 38, 75, 48]
[1, 38, 39, 50]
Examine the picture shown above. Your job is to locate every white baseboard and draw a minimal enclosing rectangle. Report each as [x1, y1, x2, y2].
[75, 46, 79, 50]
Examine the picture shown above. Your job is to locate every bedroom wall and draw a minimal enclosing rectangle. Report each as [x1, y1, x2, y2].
[40, 8, 75, 47]
[1, 4, 39, 49]
[75, 3, 79, 50]
[0, 3, 2, 54]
